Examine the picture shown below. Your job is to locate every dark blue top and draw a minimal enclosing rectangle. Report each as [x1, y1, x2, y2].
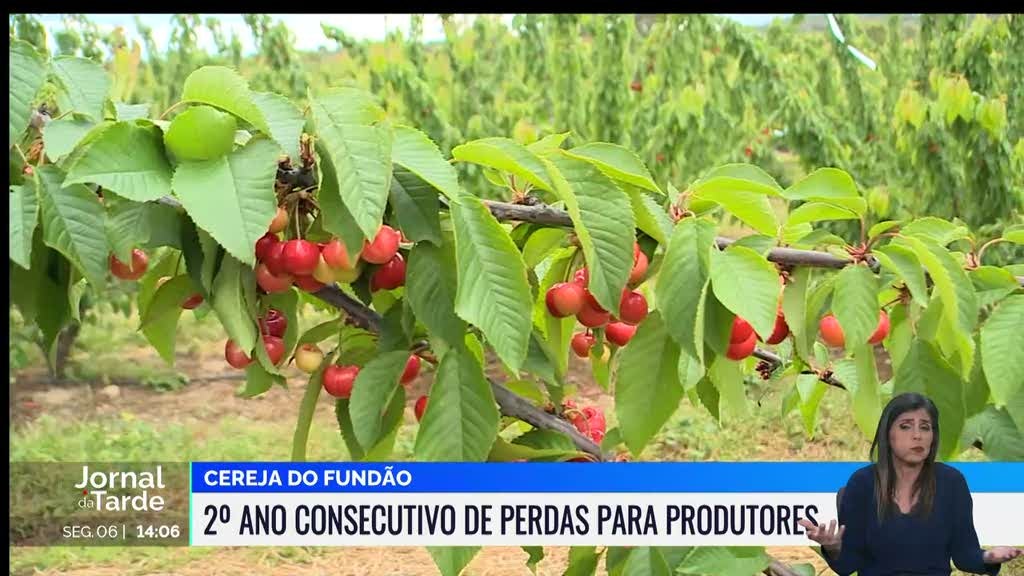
[823, 462, 999, 576]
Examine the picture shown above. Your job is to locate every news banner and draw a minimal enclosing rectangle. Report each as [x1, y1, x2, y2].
[8, 462, 1023, 546]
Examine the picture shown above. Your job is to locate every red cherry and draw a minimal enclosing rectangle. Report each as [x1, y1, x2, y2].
[322, 238, 355, 270]
[414, 395, 429, 422]
[224, 339, 252, 369]
[261, 308, 287, 338]
[618, 290, 648, 326]
[726, 331, 757, 360]
[371, 253, 406, 291]
[282, 239, 320, 276]
[546, 282, 586, 317]
[263, 242, 288, 276]
[582, 406, 606, 443]
[400, 355, 420, 386]
[572, 268, 589, 288]
[323, 365, 359, 398]
[109, 249, 149, 280]
[819, 315, 845, 348]
[630, 80, 643, 92]
[764, 312, 790, 345]
[255, 232, 280, 262]
[256, 263, 293, 293]
[268, 206, 289, 234]
[362, 225, 401, 264]
[263, 336, 286, 366]
[571, 332, 596, 358]
[576, 292, 611, 328]
[868, 310, 890, 345]
[293, 274, 325, 293]
[730, 317, 754, 344]
[182, 293, 204, 309]
[606, 322, 637, 346]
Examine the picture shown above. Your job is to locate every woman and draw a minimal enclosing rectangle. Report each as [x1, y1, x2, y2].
[799, 392, 1022, 576]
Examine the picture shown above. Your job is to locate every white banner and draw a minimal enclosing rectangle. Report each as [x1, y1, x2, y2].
[191, 492, 1023, 546]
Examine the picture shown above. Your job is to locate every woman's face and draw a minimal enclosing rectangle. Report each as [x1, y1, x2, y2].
[888, 408, 934, 465]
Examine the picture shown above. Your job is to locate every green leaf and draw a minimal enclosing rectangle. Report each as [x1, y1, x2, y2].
[311, 91, 393, 239]
[334, 399, 365, 459]
[1004, 226, 1024, 245]
[36, 165, 109, 287]
[9, 183, 39, 269]
[104, 193, 152, 264]
[406, 239, 466, 347]
[615, 312, 683, 456]
[527, 132, 570, 154]
[392, 125, 462, 200]
[787, 201, 861, 226]
[621, 547, 670, 576]
[678, 350, 705, 392]
[677, 547, 770, 576]
[241, 360, 280, 397]
[171, 138, 279, 265]
[43, 117, 95, 162]
[523, 546, 545, 575]
[695, 163, 782, 192]
[564, 547, 600, 576]
[180, 66, 269, 133]
[137, 252, 183, 364]
[546, 153, 635, 312]
[523, 228, 568, 268]
[533, 248, 576, 380]
[348, 350, 409, 451]
[251, 91, 303, 162]
[874, 245, 929, 307]
[970, 266, 1020, 309]
[657, 217, 716, 362]
[64, 121, 172, 201]
[139, 274, 195, 329]
[710, 355, 748, 420]
[163, 105, 236, 161]
[894, 339, 964, 458]
[691, 177, 779, 236]
[298, 319, 342, 346]
[852, 344, 882, 441]
[900, 217, 970, 246]
[452, 137, 553, 192]
[781, 266, 809, 350]
[981, 295, 1024, 407]
[51, 56, 111, 121]
[966, 341, 991, 419]
[710, 245, 781, 339]
[627, 187, 673, 245]
[451, 193, 533, 373]
[114, 102, 151, 121]
[389, 167, 441, 245]
[961, 407, 1024, 461]
[567, 142, 661, 193]
[524, 331, 559, 387]
[868, 219, 903, 240]
[9, 40, 48, 148]
[783, 167, 859, 202]
[209, 255, 258, 355]
[832, 265, 880, 352]
[428, 547, 480, 576]
[315, 141, 365, 264]
[512, 429, 577, 452]
[887, 303, 914, 374]
[797, 374, 827, 438]
[415, 346, 500, 461]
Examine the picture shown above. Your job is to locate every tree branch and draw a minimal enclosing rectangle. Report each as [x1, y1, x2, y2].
[311, 286, 607, 460]
[753, 348, 847, 390]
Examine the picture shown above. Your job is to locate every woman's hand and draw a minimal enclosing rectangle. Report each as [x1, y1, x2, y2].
[983, 547, 1023, 564]
[798, 518, 846, 551]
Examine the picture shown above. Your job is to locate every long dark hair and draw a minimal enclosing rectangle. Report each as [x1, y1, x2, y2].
[869, 392, 940, 521]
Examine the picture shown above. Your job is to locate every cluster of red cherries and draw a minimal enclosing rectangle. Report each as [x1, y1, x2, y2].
[253, 207, 407, 295]
[544, 243, 651, 358]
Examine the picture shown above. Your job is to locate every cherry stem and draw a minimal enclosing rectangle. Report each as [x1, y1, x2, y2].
[977, 238, 1006, 263]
